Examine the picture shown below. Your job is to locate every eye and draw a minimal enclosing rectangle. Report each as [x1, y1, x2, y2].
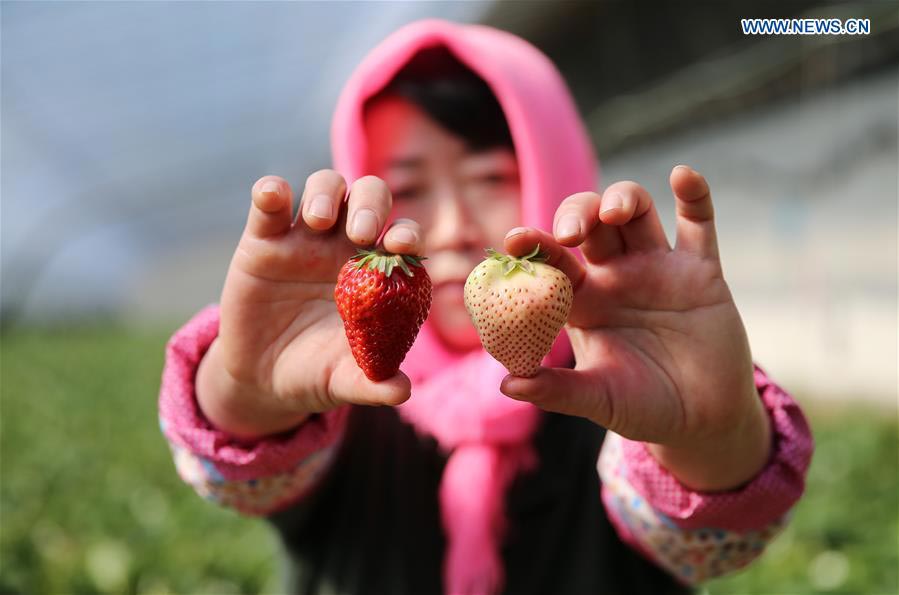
[475, 172, 517, 187]
[480, 173, 509, 185]
[392, 186, 424, 201]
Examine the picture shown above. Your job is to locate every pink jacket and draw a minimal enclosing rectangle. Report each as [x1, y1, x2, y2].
[161, 305, 812, 588]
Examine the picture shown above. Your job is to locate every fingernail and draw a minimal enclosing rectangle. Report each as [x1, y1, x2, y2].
[601, 192, 624, 214]
[674, 164, 694, 173]
[507, 226, 529, 238]
[261, 180, 280, 195]
[502, 377, 524, 396]
[308, 194, 332, 220]
[556, 216, 580, 239]
[351, 209, 379, 241]
[391, 226, 417, 245]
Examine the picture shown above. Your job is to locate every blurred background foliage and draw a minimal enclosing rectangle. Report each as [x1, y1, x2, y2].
[1, 326, 896, 593]
[2, 1, 897, 593]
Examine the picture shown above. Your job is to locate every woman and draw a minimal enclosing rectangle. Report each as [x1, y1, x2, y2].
[159, 19, 813, 595]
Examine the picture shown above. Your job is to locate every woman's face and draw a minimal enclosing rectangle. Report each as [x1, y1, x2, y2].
[364, 94, 521, 351]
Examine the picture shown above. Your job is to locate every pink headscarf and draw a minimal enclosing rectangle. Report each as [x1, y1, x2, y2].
[331, 19, 598, 595]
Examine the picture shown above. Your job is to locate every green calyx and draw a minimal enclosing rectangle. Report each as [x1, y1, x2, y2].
[350, 248, 427, 278]
[484, 244, 547, 276]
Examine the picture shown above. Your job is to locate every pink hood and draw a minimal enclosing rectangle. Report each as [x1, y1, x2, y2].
[332, 18, 598, 242]
[330, 19, 599, 595]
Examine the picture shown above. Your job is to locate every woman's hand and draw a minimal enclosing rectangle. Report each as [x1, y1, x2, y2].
[196, 171, 424, 439]
[499, 165, 771, 491]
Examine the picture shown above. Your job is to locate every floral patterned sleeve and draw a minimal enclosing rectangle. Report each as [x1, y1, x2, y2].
[597, 366, 814, 585]
[158, 304, 350, 516]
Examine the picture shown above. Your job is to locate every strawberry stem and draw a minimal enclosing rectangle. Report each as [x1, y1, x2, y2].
[484, 244, 547, 276]
[350, 248, 427, 278]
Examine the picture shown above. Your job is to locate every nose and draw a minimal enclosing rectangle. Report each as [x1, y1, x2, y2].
[426, 182, 483, 254]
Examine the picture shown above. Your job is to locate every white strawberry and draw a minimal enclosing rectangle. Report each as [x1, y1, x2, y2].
[464, 245, 573, 377]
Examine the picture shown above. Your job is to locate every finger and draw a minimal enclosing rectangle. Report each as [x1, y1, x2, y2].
[503, 226, 586, 292]
[299, 169, 348, 232]
[599, 182, 671, 253]
[247, 176, 294, 238]
[331, 357, 412, 407]
[500, 367, 612, 428]
[345, 175, 392, 246]
[670, 165, 719, 259]
[553, 191, 624, 264]
[382, 218, 425, 256]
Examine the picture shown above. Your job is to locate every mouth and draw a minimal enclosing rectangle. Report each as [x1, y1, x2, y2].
[432, 279, 467, 303]
[433, 277, 466, 289]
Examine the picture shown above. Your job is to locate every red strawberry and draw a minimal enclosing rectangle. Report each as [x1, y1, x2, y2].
[334, 248, 432, 381]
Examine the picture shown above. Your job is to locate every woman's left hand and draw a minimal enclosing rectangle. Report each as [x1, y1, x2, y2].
[499, 165, 771, 491]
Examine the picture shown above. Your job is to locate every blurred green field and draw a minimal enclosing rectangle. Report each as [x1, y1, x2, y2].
[1, 324, 896, 594]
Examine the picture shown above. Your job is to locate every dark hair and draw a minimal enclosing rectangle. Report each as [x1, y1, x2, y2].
[365, 46, 514, 152]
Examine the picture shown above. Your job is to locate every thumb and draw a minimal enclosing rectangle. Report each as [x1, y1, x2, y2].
[329, 356, 413, 408]
[499, 367, 613, 428]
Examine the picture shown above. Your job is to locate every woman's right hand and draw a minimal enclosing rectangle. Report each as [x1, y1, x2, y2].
[196, 170, 424, 439]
